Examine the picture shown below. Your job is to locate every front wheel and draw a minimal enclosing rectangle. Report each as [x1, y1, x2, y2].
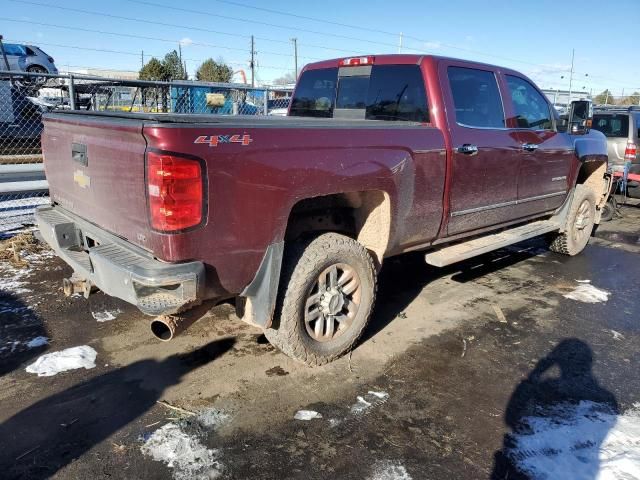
[549, 184, 597, 256]
[265, 232, 377, 366]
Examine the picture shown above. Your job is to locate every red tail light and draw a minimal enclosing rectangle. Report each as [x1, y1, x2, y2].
[146, 151, 204, 232]
[625, 141, 637, 162]
[339, 56, 374, 67]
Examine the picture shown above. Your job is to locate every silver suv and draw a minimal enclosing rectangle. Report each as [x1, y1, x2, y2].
[0, 42, 58, 75]
[592, 106, 640, 174]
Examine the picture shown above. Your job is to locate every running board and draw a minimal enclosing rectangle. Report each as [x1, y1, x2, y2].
[425, 220, 560, 267]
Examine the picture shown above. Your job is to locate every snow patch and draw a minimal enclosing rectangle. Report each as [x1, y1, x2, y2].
[91, 309, 121, 322]
[508, 401, 640, 480]
[564, 283, 610, 303]
[195, 408, 230, 429]
[25, 345, 97, 376]
[350, 391, 389, 415]
[141, 423, 223, 480]
[368, 460, 413, 480]
[26, 336, 48, 348]
[294, 410, 323, 421]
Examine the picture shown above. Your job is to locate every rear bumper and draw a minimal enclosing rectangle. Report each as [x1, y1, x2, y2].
[35, 205, 205, 316]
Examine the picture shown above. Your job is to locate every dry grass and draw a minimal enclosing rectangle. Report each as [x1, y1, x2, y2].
[0, 232, 45, 267]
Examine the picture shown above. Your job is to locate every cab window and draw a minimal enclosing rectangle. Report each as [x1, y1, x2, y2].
[506, 75, 553, 130]
[447, 66, 505, 128]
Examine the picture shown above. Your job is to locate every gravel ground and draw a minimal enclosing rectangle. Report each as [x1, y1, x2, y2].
[0, 203, 639, 480]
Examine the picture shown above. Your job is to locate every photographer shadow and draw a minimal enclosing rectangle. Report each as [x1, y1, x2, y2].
[491, 338, 618, 480]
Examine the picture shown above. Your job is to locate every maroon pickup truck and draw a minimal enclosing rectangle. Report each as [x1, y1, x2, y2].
[36, 55, 609, 365]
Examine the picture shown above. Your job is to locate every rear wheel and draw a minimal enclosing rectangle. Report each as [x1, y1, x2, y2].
[600, 195, 616, 222]
[549, 184, 597, 256]
[265, 232, 377, 366]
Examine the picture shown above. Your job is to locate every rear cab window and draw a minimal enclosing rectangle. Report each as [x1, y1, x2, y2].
[446, 66, 504, 128]
[290, 63, 429, 122]
[592, 115, 630, 138]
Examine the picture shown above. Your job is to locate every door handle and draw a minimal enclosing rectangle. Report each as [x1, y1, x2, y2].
[457, 144, 479, 155]
[522, 143, 539, 152]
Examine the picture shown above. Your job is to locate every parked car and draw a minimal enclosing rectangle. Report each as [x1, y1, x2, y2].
[0, 81, 46, 155]
[0, 43, 58, 75]
[591, 106, 640, 173]
[35, 54, 609, 366]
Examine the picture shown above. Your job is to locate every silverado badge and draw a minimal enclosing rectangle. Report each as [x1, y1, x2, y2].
[73, 169, 91, 189]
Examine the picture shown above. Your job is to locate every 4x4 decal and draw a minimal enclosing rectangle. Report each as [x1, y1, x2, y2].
[194, 134, 253, 147]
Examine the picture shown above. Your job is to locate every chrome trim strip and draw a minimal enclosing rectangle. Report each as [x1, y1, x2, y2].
[451, 191, 566, 217]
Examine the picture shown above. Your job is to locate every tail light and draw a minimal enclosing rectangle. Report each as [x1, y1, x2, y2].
[339, 56, 374, 67]
[625, 141, 637, 162]
[47, 56, 54, 63]
[146, 151, 204, 232]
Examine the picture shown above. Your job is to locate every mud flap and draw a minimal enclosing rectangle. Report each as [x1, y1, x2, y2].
[238, 242, 284, 329]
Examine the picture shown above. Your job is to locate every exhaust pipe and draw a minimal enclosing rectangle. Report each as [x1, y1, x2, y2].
[150, 302, 213, 342]
[150, 314, 200, 342]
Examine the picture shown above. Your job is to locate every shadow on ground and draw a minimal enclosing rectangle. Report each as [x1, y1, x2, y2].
[0, 338, 235, 480]
[491, 338, 619, 479]
[0, 291, 49, 377]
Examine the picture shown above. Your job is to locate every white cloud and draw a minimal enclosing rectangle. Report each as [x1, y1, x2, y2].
[424, 41, 442, 50]
[179, 37, 193, 47]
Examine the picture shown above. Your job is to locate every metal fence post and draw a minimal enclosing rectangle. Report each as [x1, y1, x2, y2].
[68, 74, 76, 110]
[263, 88, 269, 115]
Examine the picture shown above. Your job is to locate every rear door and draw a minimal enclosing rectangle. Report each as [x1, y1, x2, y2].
[2, 44, 24, 70]
[440, 63, 522, 235]
[503, 74, 573, 217]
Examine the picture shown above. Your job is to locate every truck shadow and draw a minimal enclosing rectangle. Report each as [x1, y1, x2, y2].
[363, 240, 546, 344]
[0, 291, 49, 377]
[490, 338, 618, 479]
[0, 338, 235, 480]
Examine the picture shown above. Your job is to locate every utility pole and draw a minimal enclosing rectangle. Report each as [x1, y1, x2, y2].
[567, 48, 575, 104]
[398, 32, 403, 53]
[291, 37, 298, 78]
[141, 50, 144, 69]
[250, 35, 255, 87]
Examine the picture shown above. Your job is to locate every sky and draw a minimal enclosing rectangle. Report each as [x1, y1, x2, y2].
[1, 0, 639, 95]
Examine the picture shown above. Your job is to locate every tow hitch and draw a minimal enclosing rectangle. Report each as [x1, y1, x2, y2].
[62, 275, 94, 299]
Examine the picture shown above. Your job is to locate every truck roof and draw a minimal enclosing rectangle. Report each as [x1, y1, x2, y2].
[303, 54, 523, 77]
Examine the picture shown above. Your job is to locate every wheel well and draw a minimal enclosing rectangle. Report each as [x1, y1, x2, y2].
[285, 191, 391, 266]
[576, 161, 609, 213]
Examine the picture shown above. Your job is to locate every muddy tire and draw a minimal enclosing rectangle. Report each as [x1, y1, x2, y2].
[600, 195, 616, 222]
[549, 184, 597, 256]
[265, 232, 377, 366]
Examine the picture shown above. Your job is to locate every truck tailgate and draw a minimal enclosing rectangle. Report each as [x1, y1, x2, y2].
[42, 114, 150, 250]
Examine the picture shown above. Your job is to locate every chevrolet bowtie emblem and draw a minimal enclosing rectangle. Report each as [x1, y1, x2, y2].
[73, 169, 91, 189]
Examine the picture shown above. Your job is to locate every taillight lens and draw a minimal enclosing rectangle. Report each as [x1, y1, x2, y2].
[146, 151, 204, 232]
[339, 56, 374, 67]
[625, 142, 637, 162]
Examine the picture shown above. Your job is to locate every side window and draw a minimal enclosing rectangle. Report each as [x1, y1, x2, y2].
[289, 68, 338, 118]
[365, 65, 429, 122]
[506, 75, 553, 130]
[2, 44, 25, 56]
[447, 66, 504, 128]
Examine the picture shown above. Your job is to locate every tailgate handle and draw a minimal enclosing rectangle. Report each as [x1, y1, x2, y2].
[72, 143, 88, 166]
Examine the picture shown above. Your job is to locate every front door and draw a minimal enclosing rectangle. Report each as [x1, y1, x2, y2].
[504, 74, 574, 218]
[442, 64, 522, 236]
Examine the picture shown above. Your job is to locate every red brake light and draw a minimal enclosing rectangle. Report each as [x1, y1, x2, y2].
[146, 152, 204, 232]
[339, 56, 374, 67]
[625, 141, 637, 162]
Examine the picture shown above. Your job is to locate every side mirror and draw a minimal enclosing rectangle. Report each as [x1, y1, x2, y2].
[567, 100, 593, 135]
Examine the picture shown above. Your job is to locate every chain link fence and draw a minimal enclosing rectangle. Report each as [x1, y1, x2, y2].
[0, 70, 293, 235]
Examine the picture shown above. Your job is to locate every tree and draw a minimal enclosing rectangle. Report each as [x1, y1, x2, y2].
[619, 92, 640, 106]
[272, 72, 296, 85]
[196, 58, 233, 83]
[594, 89, 614, 105]
[163, 50, 187, 80]
[139, 58, 169, 81]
